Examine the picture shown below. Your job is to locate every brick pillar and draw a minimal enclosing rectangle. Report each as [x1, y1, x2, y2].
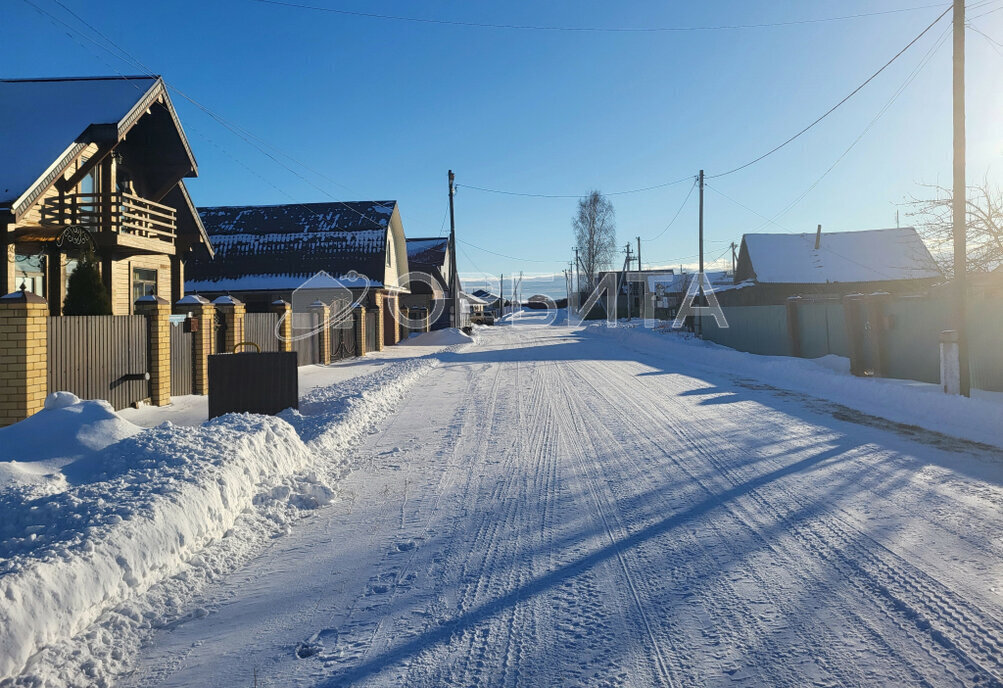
[135, 295, 171, 407]
[383, 294, 399, 346]
[271, 300, 293, 352]
[175, 295, 214, 395]
[354, 305, 366, 357]
[0, 290, 48, 427]
[311, 301, 331, 364]
[213, 295, 246, 354]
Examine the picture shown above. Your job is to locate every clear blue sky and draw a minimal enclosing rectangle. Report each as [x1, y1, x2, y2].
[4, 0, 1003, 297]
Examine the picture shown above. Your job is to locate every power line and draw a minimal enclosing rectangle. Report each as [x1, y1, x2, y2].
[643, 178, 698, 241]
[248, 0, 950, 33]
[457, 239, 559, 264]
[707, 3, 952, 179]
[457, 175, 694, 199]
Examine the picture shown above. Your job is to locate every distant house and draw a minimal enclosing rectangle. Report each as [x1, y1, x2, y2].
[471, 289, 501, 313]
[187, 200, 411, 340]
[0, 76, 213, 314]
[722, 227, 942, 305]
[401, 236, 454, 329]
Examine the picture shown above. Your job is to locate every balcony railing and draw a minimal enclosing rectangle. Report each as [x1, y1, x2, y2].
[41, 192, 176, 244]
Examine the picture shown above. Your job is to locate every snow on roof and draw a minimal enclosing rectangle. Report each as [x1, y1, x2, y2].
[0, 76, 159, 206]
[406, 237, 448, 264]
[741, 228, 941, 284]
[460, 291, 489, 305]
[189, 202, 396, 289]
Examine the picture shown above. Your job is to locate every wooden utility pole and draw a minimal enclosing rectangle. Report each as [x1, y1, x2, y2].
[697, 169, 705, 336]
[730, 241, 737, 275]
[636, 236, 641, 272]
[574, 247, 582, 297]
[952, 0, 970, 396]
[499, 273, 504, 319]
[448, 170, 460, 328]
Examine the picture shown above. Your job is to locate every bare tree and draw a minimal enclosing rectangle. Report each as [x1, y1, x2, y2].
[905, 176, 1003, 278]
[573, 190, 617, 292]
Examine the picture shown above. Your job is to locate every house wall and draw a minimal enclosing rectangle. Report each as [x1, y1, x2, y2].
[109, 254, 172, 315]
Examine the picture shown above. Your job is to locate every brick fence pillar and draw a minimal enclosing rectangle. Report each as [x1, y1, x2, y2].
[136, 295, 171, 406]
[271, 299, 293, 353]
[213, 295, 246, 354]
[311, 301, 331, 364]
[373, 304, 384, 352]
[175, 295, 214, 395]
[354, 305, 366, 357]
[0, 290, 48, 427]
[383, 293, 399, 347]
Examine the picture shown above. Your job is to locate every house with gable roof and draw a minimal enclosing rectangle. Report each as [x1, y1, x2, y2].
[187, 200, 411, 343]
[401, 236, 454, 330]
[719, 226, 943, 305]
[0, 75, 213, 314]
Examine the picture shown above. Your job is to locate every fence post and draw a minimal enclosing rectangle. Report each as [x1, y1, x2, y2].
[786, 296, 802, 358]
[271, 300, 293, 353]
[311, 301, 331, 364]
[0, 290, 48, 427]
[940, 329, 961, 394]
[383, 294, 399, 346]
[176, 295, 214, 395]
[866, 292, 891, 378]
[136, 295, 171, 406]
[354, 305, 366, 357]
[213, 295, 246, 354]
[373, 303, 384, 352]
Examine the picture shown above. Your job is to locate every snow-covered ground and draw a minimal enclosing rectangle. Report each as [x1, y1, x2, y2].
[116, 315, 1002, 687]
[4, 317, 1003, 686]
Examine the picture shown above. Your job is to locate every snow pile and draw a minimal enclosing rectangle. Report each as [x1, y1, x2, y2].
[398, 327, 473, 347]
[589, 323, 1003, 450]
[0, 341, 470, 686]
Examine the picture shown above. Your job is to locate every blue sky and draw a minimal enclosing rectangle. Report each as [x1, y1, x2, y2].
[4, 0, 1003, 297]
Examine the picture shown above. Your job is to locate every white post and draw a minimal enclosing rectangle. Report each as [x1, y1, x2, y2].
[940, 329, 961, 395]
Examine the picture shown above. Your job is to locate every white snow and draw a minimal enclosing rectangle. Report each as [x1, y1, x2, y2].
[742, 227, 941, 283]
[0, 338, 471, 685]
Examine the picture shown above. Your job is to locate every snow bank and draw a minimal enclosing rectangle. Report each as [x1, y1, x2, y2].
[398, 327, 473, 347]
[0, 341, 469, 685]
[588, 323, 1003, 450]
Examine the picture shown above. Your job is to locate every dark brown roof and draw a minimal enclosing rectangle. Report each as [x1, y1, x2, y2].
[188, 201, 397, 292]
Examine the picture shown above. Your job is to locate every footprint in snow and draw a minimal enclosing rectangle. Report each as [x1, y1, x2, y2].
[295, 627, 339, 659]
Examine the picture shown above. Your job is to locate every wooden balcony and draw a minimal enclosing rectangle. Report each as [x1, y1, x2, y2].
[40, 192, 177, 254]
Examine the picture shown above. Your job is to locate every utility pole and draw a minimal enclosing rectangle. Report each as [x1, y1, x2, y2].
[499, 273, 504, 320]
[730, 241, 737, 275]
[697, 169, 705, 336]
[623, 243, 634, 320]
[573, 246, 582, 299]
[636, 236, 642, 272]
[448, 170, 460, 329]
[952, 0, 970, 396]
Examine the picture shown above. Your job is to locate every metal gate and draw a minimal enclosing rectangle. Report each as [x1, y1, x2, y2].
[48, 315, 148, 410]
[365, 310, 377, 352]
[170, 320, 194, 396]
[291, 311, 320, 365]
[245, 312, 280, 352]
[330, 319, 358, 361]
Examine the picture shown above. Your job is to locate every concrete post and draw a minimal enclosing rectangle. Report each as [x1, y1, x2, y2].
[212, 295, 245, 354]
[311, 301, 331, 364]
[135, 294, 171, 406]
[354, 305, 366, 357]
[271, 300, 293, 353]
[940, 329, 961, 395]
[175, 295, 214, 395]
[0, 290, 48, 427]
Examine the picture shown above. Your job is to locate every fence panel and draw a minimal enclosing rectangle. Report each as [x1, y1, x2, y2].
[48, 315, 148, 410]
[366, 310, 377, 352]
[881, 297, 950, 384]
[700, 306, 790, 357]
[245, 312, 280, 352]
[797, 301, 849, 359]
[170, 320, 193, 396]
[290, 311, 320, 366]
[970, 297, 1003, 392]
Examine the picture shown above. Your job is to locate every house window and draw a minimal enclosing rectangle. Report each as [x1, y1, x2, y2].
[14, 252, 45, 298]
[132, 268, 158, 303]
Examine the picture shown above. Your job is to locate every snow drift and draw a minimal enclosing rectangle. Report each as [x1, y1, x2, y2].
[0, 345, 464, 685]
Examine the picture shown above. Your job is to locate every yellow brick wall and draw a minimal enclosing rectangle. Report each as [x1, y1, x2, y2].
[0, 298, 48, 427]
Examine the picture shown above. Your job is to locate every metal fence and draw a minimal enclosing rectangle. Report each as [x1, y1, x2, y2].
[170, 320, 194, 396]
[290, 312, 320, 366]
[48, 315, 149, 410]
[330, 318, 358, 361]
[245, 312, 280, 352]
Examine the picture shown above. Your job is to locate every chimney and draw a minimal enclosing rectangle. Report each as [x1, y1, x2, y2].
[814, 224, 822, 250]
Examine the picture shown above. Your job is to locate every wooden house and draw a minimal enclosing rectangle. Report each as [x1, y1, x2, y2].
[401, 236, 453, 329]
[721, 227, 943, 305]
[187, 201, 411, 338]
[0, 76, 213, 314]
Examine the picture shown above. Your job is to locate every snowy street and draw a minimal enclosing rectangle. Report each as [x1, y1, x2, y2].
[126, 318, 1003, 688]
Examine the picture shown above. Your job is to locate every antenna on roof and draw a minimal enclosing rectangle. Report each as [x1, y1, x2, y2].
[814, 224, 822, 250]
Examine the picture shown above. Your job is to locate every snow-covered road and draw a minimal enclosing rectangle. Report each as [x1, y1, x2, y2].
[126, 319, 1003, 687]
